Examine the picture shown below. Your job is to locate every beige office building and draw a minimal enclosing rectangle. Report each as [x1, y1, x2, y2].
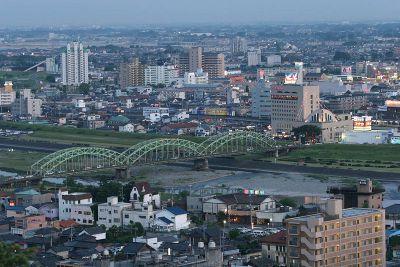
[179, 47, 225, 78]
[286, 199, 385, 267]
[271, 84, 320, 135]
[119, 58, 145, 89]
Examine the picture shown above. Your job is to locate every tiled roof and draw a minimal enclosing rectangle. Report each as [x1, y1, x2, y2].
[260, 230, 287, 245]
[62, 193, 92, 201]
[158, 217, 173, 225]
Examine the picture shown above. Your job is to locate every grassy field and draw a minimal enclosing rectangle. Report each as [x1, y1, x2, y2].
[278, 144, 400, 173]
[282, 144, 400, 162]
[0, 149, 46, 174]
[1, 121, 203, 148]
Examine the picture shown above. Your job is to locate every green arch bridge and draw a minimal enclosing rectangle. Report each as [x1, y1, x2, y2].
[30, 131, 280, 177]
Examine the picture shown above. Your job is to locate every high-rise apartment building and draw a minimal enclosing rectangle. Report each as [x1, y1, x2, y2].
[45, 57, 58, 74]
[231, 37, 248, 54]
[144, 65, 178, 86]
[286, 199, 385, 267]
[119, 58, 145, 89]
[251, 76, 271, 119]
[179, 47, 225, 78]
[271, 84, 320, 135]
[61, 42, 89, 86]
[203, 53, 225, 78]
[248, 49, 262, 66]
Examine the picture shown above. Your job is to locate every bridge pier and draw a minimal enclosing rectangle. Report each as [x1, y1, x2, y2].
[193, 158, 209, 171]
[115, 167, 130, 179]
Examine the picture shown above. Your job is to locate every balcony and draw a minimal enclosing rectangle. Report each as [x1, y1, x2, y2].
[301, 225, 322, 238]
[301, 248, 323, 261]
[301, 237, 322, 250]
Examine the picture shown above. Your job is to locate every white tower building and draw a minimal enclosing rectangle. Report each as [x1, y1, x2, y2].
[61, 42, 89, 86]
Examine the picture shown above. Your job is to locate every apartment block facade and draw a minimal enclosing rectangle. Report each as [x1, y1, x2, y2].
[286, 199, 385, 267]
[119, 58, 145, 89]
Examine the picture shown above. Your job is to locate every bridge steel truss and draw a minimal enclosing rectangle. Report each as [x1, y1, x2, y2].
[30, 131, 277, 177]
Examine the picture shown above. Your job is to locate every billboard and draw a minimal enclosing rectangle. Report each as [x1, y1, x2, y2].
[284, 72, 298, 84]
[353, 116, 372, 131]
[341, 66, 352, 75]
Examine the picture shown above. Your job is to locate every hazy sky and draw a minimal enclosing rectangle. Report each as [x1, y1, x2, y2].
[1, 0, 400, 27]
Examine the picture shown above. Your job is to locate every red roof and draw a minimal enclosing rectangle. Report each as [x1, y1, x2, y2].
[59, 219, 79, 229]
[260, 230, 287, 245]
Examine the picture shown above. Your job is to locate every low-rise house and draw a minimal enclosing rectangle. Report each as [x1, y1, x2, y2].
[39, 202, 59, 220]
[160, 122, 198, 135]
[78, 226, 106, 241]
[11, 214, 47, 236]
[13, 189, 53, 206]
[260, 230, 287, 266]
[203, 193, 276, 224]
[121, 242, 155, 262]
[6, 205, 27, 218]
[154, 207, 190, 231]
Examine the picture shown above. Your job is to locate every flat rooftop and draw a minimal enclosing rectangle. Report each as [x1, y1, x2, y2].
[289, 208, 381, 222]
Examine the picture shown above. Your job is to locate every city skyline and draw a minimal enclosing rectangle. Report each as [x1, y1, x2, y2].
[1, 0, 400, 27]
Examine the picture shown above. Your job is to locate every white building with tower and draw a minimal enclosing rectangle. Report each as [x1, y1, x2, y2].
[251, 71, 271, 118]
[61, 41, 89, 86]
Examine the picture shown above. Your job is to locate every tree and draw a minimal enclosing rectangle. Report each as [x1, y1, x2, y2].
[292, 125, 321, 143]
[78, 83, 90, 95]
[228, 229, 240, 240]
[0, 242, 32, 267]
[278, 198, 297, 208]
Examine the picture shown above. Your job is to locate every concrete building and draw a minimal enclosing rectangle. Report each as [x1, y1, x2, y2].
[202, 53, 225, 78]
[11, 89, 42, 117]
[0, 81, 16, 108]
[45, 57, 58, 74]
[179, 47, 202, 74]
[327, 179, 385, 209]
[184, 69, 209, 84]
[179, 47, 225, 78]
[251, 77, 271, 119]
[97, 196, 131, 229]
[58, 189, 94, 225]
[266, 55, 282, 67]
[271, 84, 320, 135]
[261, 230, 287, 266]
[61, 42, 89, 86]
[294, 109, 353, 143]
[11, 214, 47, 236]
[231, 37, 248, 54]
[248, 49, 262, 66]
[286, 199, 385, 267]
[325, 92, 368, 113]
[144, 65, 178, 86]
[119, 58, 145, 89]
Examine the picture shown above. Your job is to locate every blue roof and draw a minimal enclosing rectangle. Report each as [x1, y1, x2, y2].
[166, 206, 187, 215]
[6, 205, 25, 211]
[158, 217, 173, 225]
